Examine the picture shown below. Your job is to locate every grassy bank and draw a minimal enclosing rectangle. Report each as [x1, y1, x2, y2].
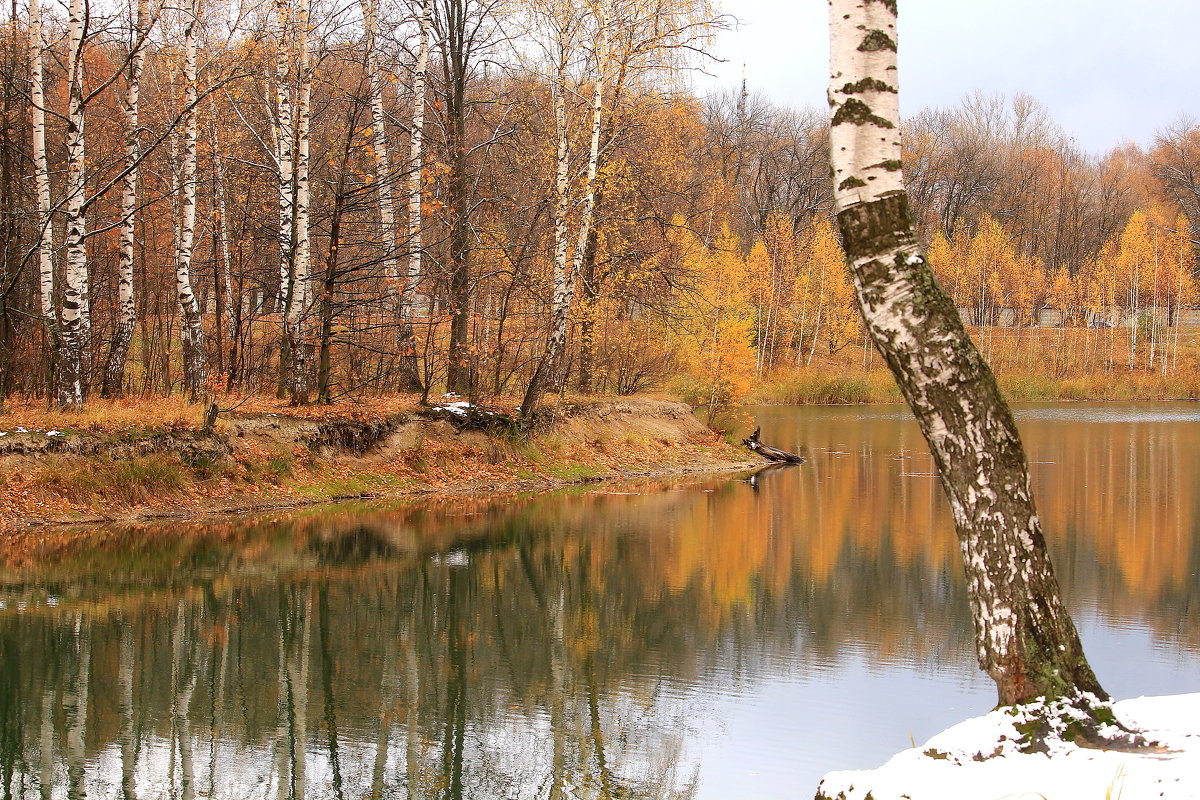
[751, 367, 1200, 405]
[751, 327, 1200, 405]
[0, 396, 754, 531]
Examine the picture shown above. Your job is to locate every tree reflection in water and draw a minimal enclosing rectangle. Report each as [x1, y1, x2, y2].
[2, 403, 1199, 798]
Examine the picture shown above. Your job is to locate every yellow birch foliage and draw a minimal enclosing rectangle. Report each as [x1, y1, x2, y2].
[670, 224, 755, 418]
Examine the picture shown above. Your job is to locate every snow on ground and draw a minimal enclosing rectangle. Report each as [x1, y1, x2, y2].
[816, 694, 1200, 799]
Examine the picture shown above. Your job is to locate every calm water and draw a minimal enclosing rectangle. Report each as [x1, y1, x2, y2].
[2, 403, 1199, 799]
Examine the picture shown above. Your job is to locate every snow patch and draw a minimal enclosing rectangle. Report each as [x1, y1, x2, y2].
[816, 693, 1200, 800]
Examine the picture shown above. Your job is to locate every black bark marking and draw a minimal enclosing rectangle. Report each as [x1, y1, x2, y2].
[838, 176, 867, 190]
[866, 159, 903, 171]
[830, 98, 895, 129]
[857, 29, 897, 52]
[866, 0, 898, 13]
[840, 77, 897, 95]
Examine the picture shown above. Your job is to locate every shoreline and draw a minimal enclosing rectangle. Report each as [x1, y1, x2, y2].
[7, 458, 761, 534]
[1, 397, 763, 534]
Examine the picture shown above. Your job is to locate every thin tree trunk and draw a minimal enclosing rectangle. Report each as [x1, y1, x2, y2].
[397, 0, 433, 393]
[177, 0, 207, 403]
[212, 121, 237, 388]
[102, 0, 151, 397]
[273, 0, 296, 396]
[59, 0, 90, 409]
[288, 0, 312, 404]
[442, 0, 474, 396]
[29, 0, 59, 395]
[826, 0, 1113, 719]
[274, 0, 294, 315]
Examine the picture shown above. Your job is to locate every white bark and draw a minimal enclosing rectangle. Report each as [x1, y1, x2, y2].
[60, 0, 90, 408]
[362, 0, 400, 290]
[212, 122, 236, 349]
[284, 0, 313, 401]
[828, 0, 903, 209]
[403, 0, 432, 319]
[294, 0, 311, 315]
[104, 0, 152, 396]
[522, 0, 609, 416]
[29, 0, 53, 326]
[177, 0, 207, 401]
[274, 0, 295, 312]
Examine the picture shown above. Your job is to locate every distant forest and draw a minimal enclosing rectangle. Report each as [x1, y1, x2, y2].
[1, 0, 1198, 410]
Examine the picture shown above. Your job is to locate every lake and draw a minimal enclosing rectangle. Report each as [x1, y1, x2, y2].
[2, 403, 1198, 799]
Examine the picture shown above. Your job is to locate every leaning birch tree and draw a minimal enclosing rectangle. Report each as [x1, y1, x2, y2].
[824, 0, 1144, 740]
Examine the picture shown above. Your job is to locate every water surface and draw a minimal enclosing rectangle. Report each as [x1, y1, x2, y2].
[2, 402, 1198, 799]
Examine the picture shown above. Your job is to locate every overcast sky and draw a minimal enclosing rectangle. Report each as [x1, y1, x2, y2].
[695, 0, 1200, 155]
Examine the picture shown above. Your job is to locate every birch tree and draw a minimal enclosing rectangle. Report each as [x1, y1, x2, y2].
[29, 0, 57, 385]
[521, 0, 610, 419]
[277, 0, 312, 404]
[176, 0, 207, 402]
[274, 0, 295, 317]
[101, 0, 153, 397]
[58, 0, 91, 409]
[823, 0, 1141, 739]
[399, 0, 432, 392]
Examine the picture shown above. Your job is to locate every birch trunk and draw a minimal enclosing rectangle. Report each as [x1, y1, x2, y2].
[396, 0, 432, 392]
[826, 0, 1113, 720]
[177, 0, 207, 402]
[274, 0, 295, 315]
[120, 622, 139, 800]
[102, 0, 151, 397]
[59, 0, 90, 408]
[212, 121, 237, 386]
[283, 0, 312, 404]
[29, 0, 58, 385]
[522, 0, 609, 419]
[362, 0, 397, 291]
[65, 619, 89, 800]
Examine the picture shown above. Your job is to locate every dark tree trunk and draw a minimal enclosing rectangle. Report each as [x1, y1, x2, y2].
[440, 0, 473, 396]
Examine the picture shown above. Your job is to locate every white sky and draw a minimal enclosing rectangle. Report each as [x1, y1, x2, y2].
[696, 0, 1200, 155]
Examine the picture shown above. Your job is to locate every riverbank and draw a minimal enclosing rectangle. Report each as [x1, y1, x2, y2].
[815, 693, 1200, 799]
[751, 366, 1200, 405]
[0, 396, 759, 532]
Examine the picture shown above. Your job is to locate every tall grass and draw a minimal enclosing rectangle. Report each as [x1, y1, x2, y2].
[37, 454, 190, 505]
[752, 368, 901, 405]
[751, 327, 1200, 405]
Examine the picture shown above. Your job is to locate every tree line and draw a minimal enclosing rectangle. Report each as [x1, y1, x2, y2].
[1, 0, 1198, 411]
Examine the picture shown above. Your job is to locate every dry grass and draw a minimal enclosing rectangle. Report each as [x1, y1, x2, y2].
[752, 327, 1200, 405]
[0, 396, 205, 434]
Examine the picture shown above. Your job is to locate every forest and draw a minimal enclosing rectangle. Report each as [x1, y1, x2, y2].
[2, 0, 1200, 415]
